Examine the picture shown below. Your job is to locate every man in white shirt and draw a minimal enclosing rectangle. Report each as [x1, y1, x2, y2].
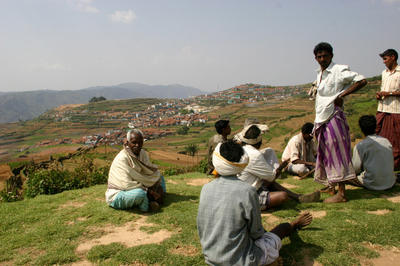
[237, 125, 320, 210]
[312, 42, 367, 203]
[282, 122, 317, 176]
[376, 49, 400, 171]
[349, 115, 396, 190]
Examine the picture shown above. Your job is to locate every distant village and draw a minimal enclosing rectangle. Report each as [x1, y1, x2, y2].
[33, 84, 306, 149]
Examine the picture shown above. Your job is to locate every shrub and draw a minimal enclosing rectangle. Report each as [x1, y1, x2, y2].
[25, 164, 109, 198]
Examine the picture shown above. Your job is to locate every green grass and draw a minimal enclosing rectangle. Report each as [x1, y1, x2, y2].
[1, 172, 400, 265]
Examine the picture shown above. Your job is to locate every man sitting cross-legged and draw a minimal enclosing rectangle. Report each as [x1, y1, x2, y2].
[347, 115, 396, 190]
[282, 122, 317, 176]
[197, 140, 313, 266]
[105, 129, 166, 212]
[237, 124, 320, 210]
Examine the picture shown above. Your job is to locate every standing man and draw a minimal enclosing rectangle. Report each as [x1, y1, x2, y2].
[312, 42, 367, 203]
[282, 122, 318, 176]
[376, 49, 400, 171]
[206, 119, 231, 175]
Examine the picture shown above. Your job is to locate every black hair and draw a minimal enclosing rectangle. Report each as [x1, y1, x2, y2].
[301, 122, 314, 134]
[215, 120, 230, 134]
[313, 42, 333, 56]
[358, 115, 376, 136]
[244, 125, 260, 139]
[220, 140, 244, 163]
[379, 49, 398, 61]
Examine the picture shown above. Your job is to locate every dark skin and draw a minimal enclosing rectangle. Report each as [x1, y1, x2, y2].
[127, 132, 144, 156]
[291, 132, 316, 168]
[376, 55, 399, 100]
[315, 49, 368, 203]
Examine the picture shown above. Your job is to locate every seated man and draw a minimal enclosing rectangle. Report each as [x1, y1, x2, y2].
[282, 122, 317, 176]
[237, 125, 320, 210]
[197, 140, 313, 266]
[105, 129, 166, 212]
[349, 115, 396, 190]
[206, 119, 231, 175]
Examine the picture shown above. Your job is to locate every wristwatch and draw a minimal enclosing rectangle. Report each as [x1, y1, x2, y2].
[390, 92, 393, 95]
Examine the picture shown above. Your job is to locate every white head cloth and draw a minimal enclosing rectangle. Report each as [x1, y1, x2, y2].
[235, 124, 270, 145]
[212, 143, 249, 176]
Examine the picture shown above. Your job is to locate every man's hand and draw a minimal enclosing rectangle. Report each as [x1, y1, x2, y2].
[334, 96, 344, 107]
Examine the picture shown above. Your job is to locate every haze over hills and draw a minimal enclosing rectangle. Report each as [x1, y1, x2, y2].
[0, 83, 207, 123]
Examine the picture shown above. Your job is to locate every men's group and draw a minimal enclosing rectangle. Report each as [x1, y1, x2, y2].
[102, 42, 399, 266]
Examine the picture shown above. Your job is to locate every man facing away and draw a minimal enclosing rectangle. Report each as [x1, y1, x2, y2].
[312, 42, 367, 203]
[282, 122, 317, 176]
[206, 119, 231, 175]
[105, 129, 166, 212]
[237, 125, 320, 210]
[349, 115, 396, 190]
[375, 49, 400, 171]
[197, 140, 313, 266]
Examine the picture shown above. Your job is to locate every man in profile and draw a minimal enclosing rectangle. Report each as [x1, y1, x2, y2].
[312, 42, 367, 203]
[376, 49, 400, 172]
[105, 129, 166, 212]
[197, 140, 313, 266]
[282, 122, 317, 176]
[350, 115, 396, 190]
[206, 119, 231, 175]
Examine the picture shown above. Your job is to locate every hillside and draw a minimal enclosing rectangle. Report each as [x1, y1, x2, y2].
[0, 83, 206, 123]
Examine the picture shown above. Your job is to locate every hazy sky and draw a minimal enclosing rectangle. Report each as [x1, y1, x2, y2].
[1, 0, 399, 93]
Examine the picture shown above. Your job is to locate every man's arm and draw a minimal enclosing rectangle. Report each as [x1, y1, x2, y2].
[352, 145, 363, 175]
[376, 91, 400, 100]
[291, 159, 316, 167]
[335, 79, 367, 107]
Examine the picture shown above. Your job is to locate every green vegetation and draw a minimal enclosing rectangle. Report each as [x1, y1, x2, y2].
[185, 144, 199, 156]
[1, 172, 399, 265]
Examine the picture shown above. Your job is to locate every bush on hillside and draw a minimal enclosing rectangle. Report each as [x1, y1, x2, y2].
[25, 164, 109, 198]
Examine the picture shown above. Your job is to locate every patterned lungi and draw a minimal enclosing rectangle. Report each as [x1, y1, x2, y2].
[314, 107, 356, 186]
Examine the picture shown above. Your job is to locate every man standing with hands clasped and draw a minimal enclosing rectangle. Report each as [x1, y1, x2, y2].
[376, 49, 400, 172]
[312, 42, 367, 203]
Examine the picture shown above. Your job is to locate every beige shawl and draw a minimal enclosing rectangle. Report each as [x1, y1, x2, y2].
[108, 146, 161, 191]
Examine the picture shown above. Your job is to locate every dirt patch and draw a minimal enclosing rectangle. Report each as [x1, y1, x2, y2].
[308, 210, 327, 219]
[169, 245, 199, 256]
[280, 182, 298, 189]
[367, 209, 392, 215]
[59, 201, 87, 209]
[75, 216, 173, 254]
[0, 164, 12, 191]
[361, 243, 400, 266]
[148, 149, 199, 167]
[184, 178, 213, 186]
[166, 179, 179, 184]
[381, 192, 400, 203]
[301, 250, 324, 266]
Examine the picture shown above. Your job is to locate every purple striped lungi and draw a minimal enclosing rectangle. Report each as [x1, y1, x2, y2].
[313, 107, 356, 186]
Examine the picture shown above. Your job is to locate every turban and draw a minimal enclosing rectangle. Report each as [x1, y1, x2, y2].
[212, 143, 249, 177]
[235, 124, 269, 145]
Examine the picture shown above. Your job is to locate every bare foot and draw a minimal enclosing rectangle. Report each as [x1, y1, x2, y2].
[291, 211, 312, 230]
[323, 193, 347, 203]
[267, 256, 283, 266]
[298, 190, 320, 203]
[319, 186, 336, 195]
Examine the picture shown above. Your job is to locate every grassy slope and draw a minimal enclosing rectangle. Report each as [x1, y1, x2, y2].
[1, 173, 399, 266]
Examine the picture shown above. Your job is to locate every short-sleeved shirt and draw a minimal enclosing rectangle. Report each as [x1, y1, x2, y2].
[281, 133, 317, 163]
[197, 175, 265, 266]
[377, 65, 400, 114]
[352, 134, 396, 190]
[315, 62, 365, 123]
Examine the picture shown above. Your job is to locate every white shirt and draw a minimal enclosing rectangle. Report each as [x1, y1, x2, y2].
[315, 62, 365, 123]
[281, 133, 317, 163]
[352, 134, 396, 190]
[377, 65, 400, 114]
[237, 145, 276, 190]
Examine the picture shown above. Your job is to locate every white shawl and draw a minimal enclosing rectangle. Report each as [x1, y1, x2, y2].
[108, 148, 161, 191]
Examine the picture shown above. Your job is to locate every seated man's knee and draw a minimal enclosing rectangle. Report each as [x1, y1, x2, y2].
[111, 189, 147, 209]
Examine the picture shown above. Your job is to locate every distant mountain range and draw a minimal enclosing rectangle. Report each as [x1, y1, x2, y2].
[0, 83, 207, 123]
